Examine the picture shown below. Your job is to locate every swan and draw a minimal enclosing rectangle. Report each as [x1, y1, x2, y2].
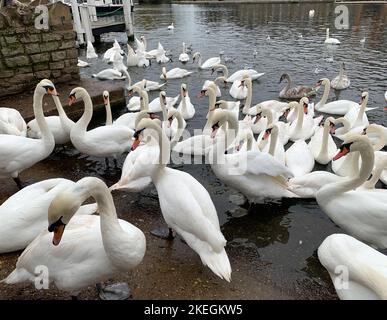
[179, 42, 190, 63]
[177, 83, 195, 120]
[278, 73, 316, 99]
[86, 41, 98, 59]
[228, 123, 259, 153]
[3, 177, 146, 299]
[148, 90, 179, 113]
[365, 123, 387, 149]
[318, 234, 387, 300]
[160, 66, 193, 80]
[0, 79, 56, 188]
[131, 118, 231, 281]
[203, 79, 222, 98]
[92, 69, 124, 80]
[211, 64, 245, 99]
[27, 95, 74, 145]
[309, 10, 315, 18]
[331, 62, 350, 90]
[103, 39, 122, 62]
[164, 107, 187, 143]
[167, 22, 174, 30]
[331, 116, 352, 141]
[116, 85, 150, 129]
[103, 91, 112, 125]
[258, 124, 286, 165]
[0, 107, 27, 136]
[110, 111, 159, 192]
[207, 109, 298, 201]
[126, 44, 139, 67]
[154, 42, 171, 64]
[308, 116, 337, 164]
[314, 78, 376, 115]
[241, 77, 287, 115]
[214, 100, 239, 123]
[316, 134, 387, 248]
[288, 99, 319, 141]
[69, 87, 134, 159]
[212, 64, 264, 83]
[192, 52, 221, 69]
[77, 59, 89, 68]
[0, 178, 97, 253]
[324, 28, 341, 45]
[134, 78, 165, 92]
[343, 91, 370, 133]
[285, 139, 315, 178]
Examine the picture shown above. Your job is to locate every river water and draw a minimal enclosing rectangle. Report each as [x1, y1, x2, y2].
[78, 2, 387, 298]
[1, 3, 386, 299]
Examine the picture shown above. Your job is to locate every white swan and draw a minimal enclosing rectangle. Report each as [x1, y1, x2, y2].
[192, 52, 221, 69]
[27, 95, 74, 145]
[148, 90, 179, 113]
[0, 79, 56, 188]
[309, 10, 315, 18]
[285, 139, 315, 178]
[214, 100, 240, 123]
[207, 109, 298, 201]
[212, 64, 265, 83]
[258, 124, 286, 165]
[160, 66, 193, 80]
[103, 39, 122, 62]
[179, 42, 189, 63]
[228, 123, 259, 154]
[318, 234, 387, 300]
[343, 91, 370, 133]
[131, 119, 231, 281]
[92, 69, 124, 80]
[0, 178, 97, 253]
[324, 28, 341, 45]
[308, 116, 337, 164]
[3, 177, 146, 299]
[86, 41, 98, 59]
[241, 77, 287, 115]
[126, 44, 139, 67]
[211, 64, 244, 98]
[314, 78, 376, 115]
[134, 79, 165, 92]
[77, 59, 89, 68]
[167, 22, 174, 30]
[0, 107, 27, 136]
[288, 98, 319, 141]
[163, 107, 187, 143]
[69, 87, 134, 159]
[177, 83, 195, 120]
[331, 62, 350, 90]
[316, 134, 387, 248]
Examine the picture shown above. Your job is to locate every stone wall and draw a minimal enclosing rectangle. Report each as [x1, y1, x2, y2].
[0, 1, 79, 97]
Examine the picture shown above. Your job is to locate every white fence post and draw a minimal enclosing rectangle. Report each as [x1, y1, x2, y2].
[122, 0, 134, 40]
[70, 0, 85, 45]
[79, 5, 95, 43]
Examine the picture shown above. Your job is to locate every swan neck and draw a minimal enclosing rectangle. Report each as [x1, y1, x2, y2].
[33, 87, 54, 146]
[76, 90, 93, 133]
[242, 79, 252, 113]
[319, 81, 330, 107]
[269, 129, 278, 156]
[105, 101, 112, 125]
[295, 103, 304, 132]
[355, 96, 368, 125]
[319, 124, 330, 156]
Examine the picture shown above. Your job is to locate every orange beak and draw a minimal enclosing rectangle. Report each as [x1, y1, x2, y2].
[333, 146, 349, 161]
[68, 96, 76, 106]
[263, 131, 270, 140]
[52, 224, 65, 246]
[303, 103, 308, 115]
[48, 88, 59, 96]
[131, 138, 141, 151]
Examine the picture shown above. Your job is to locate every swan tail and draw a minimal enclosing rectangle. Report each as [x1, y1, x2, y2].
[92, 74, 97, 78]
[2, 268, 32, 284]
[200, 248, 232, 282]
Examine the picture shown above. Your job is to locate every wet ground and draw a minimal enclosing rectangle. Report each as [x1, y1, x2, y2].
[1, 3, 386, 299]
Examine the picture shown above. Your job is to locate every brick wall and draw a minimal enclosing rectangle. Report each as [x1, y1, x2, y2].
[0, 1, 80, 97]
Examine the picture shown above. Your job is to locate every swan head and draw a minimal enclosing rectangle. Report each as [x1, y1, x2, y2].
[315, 78, 329, 90]
[263, 123, 278, 141]
[127, 85, 143, 97]
[324, 116, 336, 134]
[134, 110, 158, 129]
[103, 90, 109, 106]
[208, 109, 229, 138]
[37, 79, 59, 97]
[192, 52, 200, 61]
[159, 91, 167, 105]
[162, 67, 167, 80]
[359, 91, 369, 105]
[333, 134, 371, 161]
[68, 87, 87, 106]
[279, 73, 290, 83]
[299, 97, 309, 114]
[181, 83, 187, 97]
[48, 186, 85, 246]
[167, 108, 180, 126]
[214, 100, 227, 111]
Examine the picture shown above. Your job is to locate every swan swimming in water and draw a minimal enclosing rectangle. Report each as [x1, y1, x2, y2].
[331, 62, 350, 90]
[324, 28, 341, 45]
[192, 52, 221, 69]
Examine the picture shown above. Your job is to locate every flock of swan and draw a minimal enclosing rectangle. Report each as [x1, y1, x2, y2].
[0, 24, 387, 300]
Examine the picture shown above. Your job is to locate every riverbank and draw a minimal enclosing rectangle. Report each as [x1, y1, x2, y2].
[0, 78, 125, 122]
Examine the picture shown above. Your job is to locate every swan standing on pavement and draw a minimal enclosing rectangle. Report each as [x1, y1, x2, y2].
[3, 177, 146, 300]
[316, 134, 387, 249]
[69, 87, 134, 159]
[0, 79, 56, 188]
[318, 234, 387, 300]
[131, 118, 232, 282]
[331, 62, 350, 90]
[193, 52, 221, 69]
[177, 83, 195, 120]
[0, 178, 97, 253]
[27, 95, 74, 145]
[0, 108, 27, 136]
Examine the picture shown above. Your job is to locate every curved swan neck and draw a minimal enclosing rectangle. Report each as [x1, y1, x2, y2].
[75, 89, 93, 133]
[171, 112, 185, 146]
[242, 78, 252, 113]
[295, 103, 304, 133]
[372, 129, 387, 151]
[319, 122, 330, 157]
[355, 95, 368, 125]
[363, 157, 387, 189]
[216, 64, 228, 78]
[33, 86, 54, 147]
[75, 177, 142, 268]
[319, 81, 330, 107]
[215, 112, 239, 155]
[207, 88, 216, 111]
[195, 53, 202, 67]
[269, 128, 278, 156]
